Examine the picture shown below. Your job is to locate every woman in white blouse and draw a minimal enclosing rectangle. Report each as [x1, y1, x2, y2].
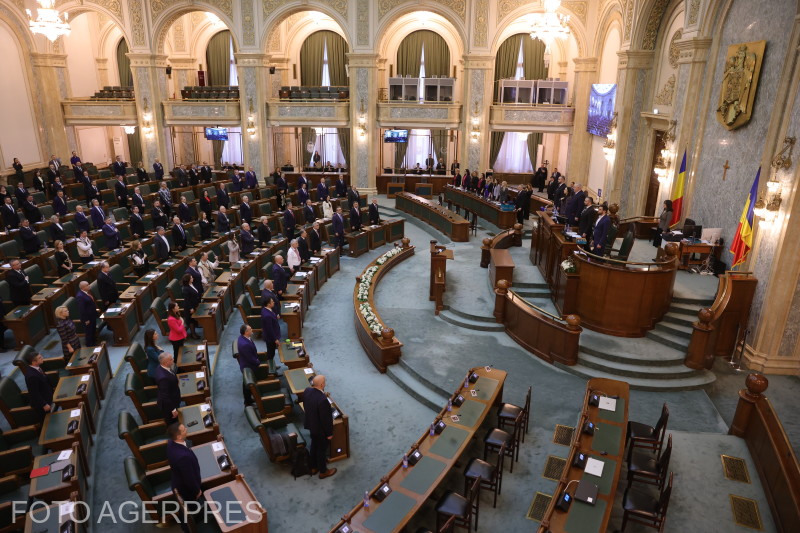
[287, 239, 302, 272]
[322, 198, 334, 219]
[76, 230, 94, 263]
[226, 233, 240, 262]
[197, 251, 219, 287]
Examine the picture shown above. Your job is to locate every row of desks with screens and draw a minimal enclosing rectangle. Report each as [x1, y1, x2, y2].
[394, 193, 470, 242]
[443, 185, 518, 229]
[330, 366, 506, 533]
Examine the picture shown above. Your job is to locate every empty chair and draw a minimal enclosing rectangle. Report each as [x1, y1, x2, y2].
[0, 377, 40, 428]
[497, 386, 530, 442]
[0, 425, 36, 478]
[620, 471, 673, 532]
[124, 372, 160, 423]
[124, 342, 154, 385]
[627, 403, 669, 455]
[483, 411, 522, 472]
[628, 434, 672, 490]
[118, 411, 168, 469]
[124, 456, 175, 510]
[464, 442, 505, 508]
[435, 477, 481, 533]
[243, 368, 291, 420]
[244, 405, 305, 463]
[237, 294, 262, 335]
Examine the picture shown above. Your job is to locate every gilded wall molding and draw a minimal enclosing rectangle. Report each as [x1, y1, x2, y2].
[357, 0, 370, 46]
[56, 0, 122, 21]
[269, 31, 281, 52]
[128, 0, 145, 46]
[499, 0, 534, 21]
[563, 1, 587, 25]
[654, 73, 675, 105]
[242, 0, 256, 46]
[641, 0, 669, 51]
[205, 0, 234, 20]
[473, 0, 488, 48]
[172, 18, 186, 52]
[152, 0, 232, 20]
[668, 29, 682, 68]
[378, 0, 405, 20]
[623, 0, 634, 41]
[432, 0, 465, 21]
[150, 0, 170, 19]
[688, 0, 701, 25]
[263, 0, 292, 22]
[321, 0, 349, 18]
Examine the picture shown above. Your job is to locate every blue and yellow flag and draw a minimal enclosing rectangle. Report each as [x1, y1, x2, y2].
[730, 167, 760, 267]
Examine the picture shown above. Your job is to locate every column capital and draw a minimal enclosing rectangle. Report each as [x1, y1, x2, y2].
[168, 58, 197, 69]
[127, 54, 169, 68]
[30, 53, 67, 68]
[675, 38, 713, 65]
[346, 53, 379, 67]
[463, 54, 494, 69]
[572, 57, 599, 72]
[234, 52, 270, 67]
[616, 50, 655, 70]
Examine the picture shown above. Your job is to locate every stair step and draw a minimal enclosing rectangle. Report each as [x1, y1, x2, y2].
[577, 352, 698, 379]
[398, 358, 452, 398]
[672, 296, 715, 306]
[554, 363, 716, 392]
[655, 322, 693, 340]
[662, 312, 695, 328]
[578, 344, 686, 367]
[445, 307, 499, 323]
[438, 309, 505, 332]
[386, 366, 447, 412]
[646, 329, 690, 351]
[513, 281, 549, 290]
[669, 302, 704, 316]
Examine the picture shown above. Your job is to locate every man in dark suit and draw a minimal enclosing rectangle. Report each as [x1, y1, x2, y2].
[21, 195, 42, 224]
[308, 221, 322, 253]
[239, 196, 253, 225]
[175, 165, 188, 188]
[425, 153, 434, 170]
[231, 171, 243, 192]
[334, 177, 347, 198]
[533, 164, 548, 192]
[257, 216, 272, 247]
[592, 204, 611, 256]
[76, 281, 98, 346]
[97, 261, 118, 309]
[153, 159, 164, 181]
[166, 422, 203, 533]
[217, 206, 230, 233]
[271, 255, 289, 298]
[19, 219, 41, 255]
[53, 190, 67, 217]
[261, 298, 280, 363]
[283, 203, 296, 241]
[84, 178, 100, 207]
[89, 200, 106, 229]
[23, 351, 53, 423]
[112, 156, 127, 177]
[154, 352, 181, 425]
[200, 191, 213, 221]
[151, 200, 168, 230]
[303, 375, 336, 478]
[2, 197, 19, 229]
[245, 167, 258, 189]
[349, 202, 362, 232]
[176, 196, 191, 223]
[297, 229, 311, 263]
[274, 173, 288, 197]
[188, 165, 199, 186]
[332, 206, 345, 249]
[297, 174, 309, 191]
[72, 163, 85, 181]
[554, 176, 567, 211]
[129, 206, 145, 239]
[302, 199, 315, 225]
[237, 325, 261, 406]
[114, 175, 128, 209]
[186, 258, 203, 294]
[368, 198, 380, 225]
[102, 218, 121, 250]
[347, 186, 359, 208]
[260, 279, 280, 316]
[74, 205, 90, 234]
[579, 197, 598, 252]
[565, 183, 587, 226]
[49, 215, 66, 245]
[171, 216, 188, 251]
[450, 161, 460, 175]
[131, 187, 146, 211]
[215, 183, 230, 209]
[7, 260, 31, 305]
[181, 274, 201, 339]
[317, 178, 329, 202]
[297, 183, 310, 206]
[240, 223, 255, 256]
[154, 227, 171, 262]
[200, 162, 212, 183]
[14, 183, 28, 205]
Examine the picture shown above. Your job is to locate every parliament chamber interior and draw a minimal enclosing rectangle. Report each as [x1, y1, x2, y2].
[0, 0, 799, 532]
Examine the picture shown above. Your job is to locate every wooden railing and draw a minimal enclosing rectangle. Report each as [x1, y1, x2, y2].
[730, 373, 800, 532]
[394, 192, 470, 241]
[480, 225, 523, 268]
[617, 215, 660, 239]
[493, 282, 581, 365]
[685, 271, 758, 370]
[353, 239, 415, 372]
[429, 240, 453, 315]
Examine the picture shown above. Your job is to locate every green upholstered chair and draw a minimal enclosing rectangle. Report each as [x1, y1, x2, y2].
[236, 294, 261, 335]
[243, 368, 290, 420]
[0, 377, 39, 428]
[244, 405, 305, 463]
[150, 296, 170, 336]
[124, 456, 175, 511]
[603, 223, 620, 257]
[0, 241, 20, 261]
[231, 340, 275, 380]
[611, 226, 636, 261]
[244, 277, 262, 306]
[124, 372, 160, 423]
[124, 342, 153, 385]
[165, 279, 183, 306]
[0, 425, 37, 479]
[118, 411, 168, 469]
[13, 344, 68, 387]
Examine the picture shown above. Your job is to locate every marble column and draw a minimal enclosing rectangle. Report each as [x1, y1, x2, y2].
[347, 53, 378, 195]
[566, 57, 598, 182]
[29, 53, 70, 158]
[460, 55, 494, 172]
[170, 57, 198, 98]
[127, 54, 171, 167]
[96, 58, 110, 88]
[236, 53, 269, 176]
[606, 50, 654, 210]
[267, 57, 290, 170]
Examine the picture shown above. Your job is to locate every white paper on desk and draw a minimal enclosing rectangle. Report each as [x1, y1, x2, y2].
[106, 307, 122, 313]
[303, 368, 314, 375]
[585, 457, 605, 477]
[212, 442, 224, 452]
[69, 409, 81, 418]
[93, 347, 101, 353]
[59, 502, 75, 517]
[598, 397, 617, 411]
[1, 264, 10, 268]
[58, 450, 73, 461]
[198, 344, 207, 352]
[87, 261, 100, 265]
[80, 375, 90, 382]
[670, 230, 683, 235]
[196, 371, 205, 378]
[200, 403, 211, 412]
[294, 271, 308, 277]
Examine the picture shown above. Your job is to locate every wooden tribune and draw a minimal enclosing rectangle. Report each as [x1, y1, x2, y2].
[354, 239, 415, 372]
[443, 185, 517, 229]
[394, 192, 470, 242]
[429, 241, 453, 315]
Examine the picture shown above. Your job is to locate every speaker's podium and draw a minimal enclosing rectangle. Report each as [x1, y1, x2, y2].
[387, 173, 405, 198]
[430, 240, 453, 315]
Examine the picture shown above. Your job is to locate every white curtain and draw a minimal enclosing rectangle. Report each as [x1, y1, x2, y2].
[309, 39, 345, 166]
[221, 127, 243, 164]
[515, 40, 525, 79]
[229, 38, 238, 86]
[402, 44, 437, 168]
[493, 132, 534, 173]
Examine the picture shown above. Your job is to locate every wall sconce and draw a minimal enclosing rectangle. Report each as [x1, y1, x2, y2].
[470, 102, 480, 143]
[654, 119, 677, 184]
[602, 112, 617, 162]
[357, 98, 367, 139]
[122, 125, 136, 135]
[756, 136, 796, 222]
[141, 98, 154, 138]
[246, 99, 257, 137]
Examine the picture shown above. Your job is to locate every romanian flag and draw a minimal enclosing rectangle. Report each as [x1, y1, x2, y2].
[730, 167, 761, 268]
[669, 151, 687, 227]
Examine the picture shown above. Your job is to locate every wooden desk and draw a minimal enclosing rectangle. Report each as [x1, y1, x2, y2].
[364, 224, 387, 249]
[444, 185, 517, 229]
[331, 367, 506, 533]
[383, 219, 405, 244]
[194, 301, 224, 344]
[299, 393, 351, 463]
[39, 403, 93, 459]
[203, 283, 233, 323]
[66, 344, 112, 399]
[430, 243, 453, 315]
[53, 374, 99, 434]
[489, 248, 515, 288]
[538, 378, 629, 533]
[119, 284, 152, 325]
[284, 366, 315, 401]
[678, 241, 715, 270]
[176, 343, 209, 373]
[24, 497, 87, 533]
[177, 367, 211, 405]
[194, 437, 238, 489]
[5, 303, 47, 349]
[29, 444, 87, 504]
[280, 301, 303, 339]
[346, 230, 369, 257]
[531, 212, 580, 315]
[376, 174, 453, 195]
[204, 475, 268, 533]
[101, 301, 139, 346]
[290, 269, 316, 300]
[317, 246, 340, 278]
[279, 340, 309, 369]
[31, 286, 68, 328]
[178, 403, 220, 445]
[395, 192, 469, 242]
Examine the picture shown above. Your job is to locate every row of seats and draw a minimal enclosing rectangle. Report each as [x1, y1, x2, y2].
[279, 86, 350, 100]
[180, 85, 240, 100]
[90, 86, 134, 100]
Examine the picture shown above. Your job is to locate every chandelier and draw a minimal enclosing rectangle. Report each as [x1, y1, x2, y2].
[529, 0, 570, 48]
[27, 1, 71, 42]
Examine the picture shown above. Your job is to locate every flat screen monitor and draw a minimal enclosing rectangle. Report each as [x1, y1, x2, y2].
[204, 127, 228, 141]
[587, 84, 617, 137]
[701, 227, 722, 244]
[692, 225, 703, 240]
[384, 129, 408, 143]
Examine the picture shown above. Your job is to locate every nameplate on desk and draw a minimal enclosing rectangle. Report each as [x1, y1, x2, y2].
[196, 371, 205, 378]
[198, 344, 207, 352]
[87, 261, 100, 265]
[584, 457, 605, 478]
[303, 368, 314, 375]
[106, 307, 122, 313]
[93, 347, 102, 353]
[69, 409, 81, 418]
[200, 403, 211, 412]
[80, 375, 90, 382]
[598, 397, 617, 411]
[59, 502, 75, 517]
[58, 449, 73, 461]
[212, 441, 224, 452]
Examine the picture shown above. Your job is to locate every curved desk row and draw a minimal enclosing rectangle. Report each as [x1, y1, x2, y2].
[394, 192, 470, 242]
[443, 185, 518, 229]
[353, 241, 416, 372]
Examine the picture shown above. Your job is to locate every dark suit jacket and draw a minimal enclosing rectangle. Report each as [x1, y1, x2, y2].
[151, 208, 167, 230]
[186, 266, 203, 294]
[49, 223, 66, 244]
[84, 184, 99, 205]
[257, 223, 272, 246]
[130, 213, 145, 237]
[24, 367, 53, 416]
[260, 289, 279, 311]
[98, 271, 118, 304]
[261, 307, 280, 345]
[188, 169, 199, 186]
[245, 171, 257, 189]
[171, 224, 188, 250]
[297, 176, 308, 190]
[231, 174, 242, 192]
[308, 228, 321, 252]
[76, 290, 97, 323]
[112, 161, 127, 176]
[182, 285, 201, 319]
[74, 212, 90, 234]
[241, 230, 255, 256]
[175, 169, 187, 187]
[155, 235, 170, 262]
[14, 187, 28, 205]
[153, 162, 164, 180]
[178, 203, 192, 223]
[200, 195, 213, 217]
[7, 269, 31, 305]
[578, 206, 598, 237]
[237, 335, 260, 371]
[167, 440, 202, 501]
[565, 190, 587, 225]
[217, 213, 230, 233]
[53, 196, 67, 217]
[303, 386, 333, 437]
[22, 201, 42, 224]
[132, 194, 146, 210]
[216, 189, 230, 209]
[239, 203, 252, 224]
[298, 188, 309, 205]
[347, 189, 359, 207]
[332, 213, 344, 236]
[302, 205, 315, 224]
[154, 365, 181, 416]
[115, 181, 128, 206]
[283, 210, 295, 234]
[90, 206, 105, 229]
[349, 207, 362, 231]
[334, 180, 346, 198]
[298, 236, 310, 262]
[20, 226, 40, 254]
[199, 219, 212, 239]
[368, 204, 380, 225]
[2, 204, 19, 229]
[592, 215, 611, 254]
[136, 168, 148, 183]
[271, 263, 289, 293]
[158, 190, 172, 213]
[103, 224, 121, 249]
[317, 182, 329, 201]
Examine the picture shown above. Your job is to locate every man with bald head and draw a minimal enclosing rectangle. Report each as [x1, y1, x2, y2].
[76, 280, 99, 346]
[303, 375, 336, 479]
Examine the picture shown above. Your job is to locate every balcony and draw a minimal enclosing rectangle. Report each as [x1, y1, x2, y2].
[266, 100, 351, 127]
[377, 101, 462, 129]
[162, 100, 241, 126]
[489, 104, 575, 133]
[61, 98, 137, 126]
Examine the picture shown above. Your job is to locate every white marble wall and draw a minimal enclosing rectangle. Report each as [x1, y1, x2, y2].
[619, 69, 647, 214]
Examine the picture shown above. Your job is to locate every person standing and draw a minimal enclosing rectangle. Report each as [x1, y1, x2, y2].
[23, 351, 54, 423]
[332, 206, 345, 250]
[578, 197, 598, 252]
[76, 230, 94, 263]
[257, 216, 272, 247]
[654, 200, 673, 248]
[287, 239, 302, 273]
[115, 175, 128, 209]
[237, 325, 260, 406]
[308, 221, 322, 254]
[97, 261, 119, 310]
[592, 204, 611, 256]
[55, 306, 81, 358]
[112, 155, 127, 177]
[76, 281, 98, 346]
[283, 202, 296, 241]
[240, 223, 255, 256]
[368, 198, 380, 225]
[261, 297, 281, 364]
[154, 352, 181, 425]
[166, 422, 203, 533]
[7, 260, 32, 306]
[144, 329, 164, 379]
[303, 375, 336, 479]
[349, 202, 362, 232]
[167, 302, 188, 355]
[181, 274, 201, 340]
[271, 255, 289, 298]
[226, 232, 240, 262]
